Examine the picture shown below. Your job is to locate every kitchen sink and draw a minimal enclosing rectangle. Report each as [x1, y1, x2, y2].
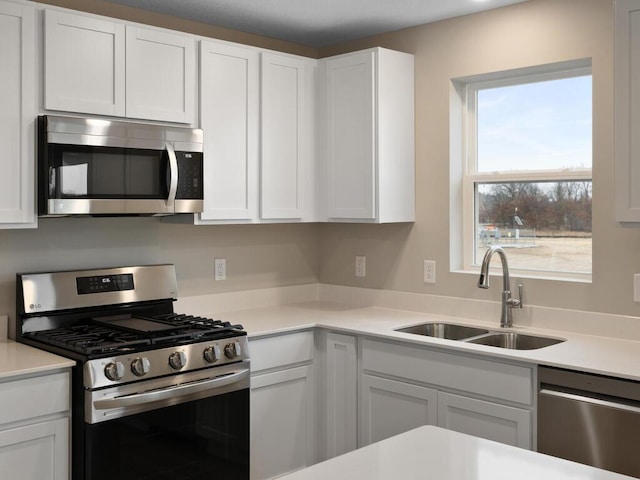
[395, 323, 490, 340]
[395, 322, 565, 350]
[466, 332, 565, 350]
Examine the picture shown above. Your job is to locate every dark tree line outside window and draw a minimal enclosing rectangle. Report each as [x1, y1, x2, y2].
[478, 181, 592, 234]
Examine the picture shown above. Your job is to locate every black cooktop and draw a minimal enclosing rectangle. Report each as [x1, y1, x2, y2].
[24, 313, 244, 356]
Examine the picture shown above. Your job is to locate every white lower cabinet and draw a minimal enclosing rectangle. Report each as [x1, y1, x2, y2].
[322, 332, 358, 459]
[252, 330, 535, 474]
[359, 374, 437, 446]
[358, 338, 534, 450]
[249, 332, 316, 480]
[0, 370, 70, 480]
[0, 418, 68, 480]
[437, 391, 531, 448]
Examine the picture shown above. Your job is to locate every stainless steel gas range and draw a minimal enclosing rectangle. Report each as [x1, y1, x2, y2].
[16, 264, 250, 480]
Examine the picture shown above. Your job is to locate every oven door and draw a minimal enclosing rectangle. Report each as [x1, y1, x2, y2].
[84, 362, 250, 480]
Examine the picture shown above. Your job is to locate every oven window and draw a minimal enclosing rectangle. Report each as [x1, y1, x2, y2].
[85, 389, 249, 480]
[49, 145, 169, 199]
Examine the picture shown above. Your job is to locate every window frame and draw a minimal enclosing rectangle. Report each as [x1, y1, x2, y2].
[456, 61, 593, 282]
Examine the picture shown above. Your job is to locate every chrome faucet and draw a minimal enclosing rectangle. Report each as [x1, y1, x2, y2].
[478, 246, 523, 328]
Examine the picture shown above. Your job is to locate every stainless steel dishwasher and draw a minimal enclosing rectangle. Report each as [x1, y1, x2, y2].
[538, 366, 640, 478]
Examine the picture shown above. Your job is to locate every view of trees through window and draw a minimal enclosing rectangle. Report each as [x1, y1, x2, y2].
[476, 181, 592, 273]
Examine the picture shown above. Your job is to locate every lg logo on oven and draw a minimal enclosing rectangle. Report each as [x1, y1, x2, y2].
[29, 303, 42, 310]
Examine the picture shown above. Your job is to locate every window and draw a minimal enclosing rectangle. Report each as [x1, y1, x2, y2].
[453, 60, 592, 280]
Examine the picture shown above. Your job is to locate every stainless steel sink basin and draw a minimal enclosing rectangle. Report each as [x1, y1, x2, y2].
[467, 332, 564, 350]
[395, 323, 490, 340]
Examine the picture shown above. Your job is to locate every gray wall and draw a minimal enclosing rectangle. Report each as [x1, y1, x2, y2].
[2, 219, 320, 317]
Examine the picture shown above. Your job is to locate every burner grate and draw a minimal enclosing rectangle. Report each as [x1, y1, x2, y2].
[23, 313, 245, 357]
[26, 325, 151, 355]
[147, 313, 244, 344]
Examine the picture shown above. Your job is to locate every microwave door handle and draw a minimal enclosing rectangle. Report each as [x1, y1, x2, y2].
[166, 142, 178, 208]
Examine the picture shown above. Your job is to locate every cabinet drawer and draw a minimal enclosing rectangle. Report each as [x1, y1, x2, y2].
[361, 339, 532, 405]
[250, 331, 314, 373]
[0, 372, 70, 426]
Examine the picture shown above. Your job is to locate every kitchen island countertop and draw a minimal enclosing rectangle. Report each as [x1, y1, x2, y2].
[276, 425, 634, 480]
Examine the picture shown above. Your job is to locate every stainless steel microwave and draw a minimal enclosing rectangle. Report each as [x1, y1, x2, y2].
[38, 115, 204, 216]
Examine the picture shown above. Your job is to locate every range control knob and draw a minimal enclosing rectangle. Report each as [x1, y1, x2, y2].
[169, 351, 187, 370]
[224, 341, 242, 359]
[131, 357, 151, 377]
[203, 345, 221, 364]
[104, 361, 125, 381]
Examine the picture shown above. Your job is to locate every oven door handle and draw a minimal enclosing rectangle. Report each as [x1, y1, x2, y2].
[165, 142, 178, 208]
[94, 368, 249, 410]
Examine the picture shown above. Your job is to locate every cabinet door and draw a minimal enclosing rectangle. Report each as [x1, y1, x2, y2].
[251, 365, 315, 480]
[437, 391, 531, 449]
[325, 333, 358, 458]
[324, 51, 376, 220]
[260, 53, 306, 219]
[0, 417, 69, 480]
[126, 25, 195, 123]
[199, 41, 259, 221]
[0, 1, 35, 227]
[615, 0, 640, 222]
[44, 9, 125, 116]
[359, 374, 437, 447]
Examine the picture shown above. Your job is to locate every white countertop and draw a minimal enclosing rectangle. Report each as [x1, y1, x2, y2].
[214, 301, 640, 381]
[0, 340, 75, 380]
[276, 425, 633, 480]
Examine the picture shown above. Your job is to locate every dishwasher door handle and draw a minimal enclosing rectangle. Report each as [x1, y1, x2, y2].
[540, 388, 640, 415]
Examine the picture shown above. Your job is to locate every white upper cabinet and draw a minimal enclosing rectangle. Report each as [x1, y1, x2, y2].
[324, 51, 375, 220]
[199, 40, 260, 222]
[44, 9, 195, 124]
[615, 0, 640, 223]
[260, 52, 310, 220]
[321, 47, 415, 223]
[44, 9, 125, 117]
[126, 25, 195, 123]
[0, 0, 36, 227]
[197, 43, 317, 224]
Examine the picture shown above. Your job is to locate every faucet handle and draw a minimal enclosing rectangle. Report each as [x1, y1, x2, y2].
[515, 284, 524, 309]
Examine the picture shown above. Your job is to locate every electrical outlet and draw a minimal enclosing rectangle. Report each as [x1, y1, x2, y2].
[424, 260, 436, 284]
[634, 274, 640, 302]
[355, 256, 366, 278]
[215, 258, 226, 281]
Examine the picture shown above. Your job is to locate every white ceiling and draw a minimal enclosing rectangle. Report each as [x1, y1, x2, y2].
[103, 0, 528, 47]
